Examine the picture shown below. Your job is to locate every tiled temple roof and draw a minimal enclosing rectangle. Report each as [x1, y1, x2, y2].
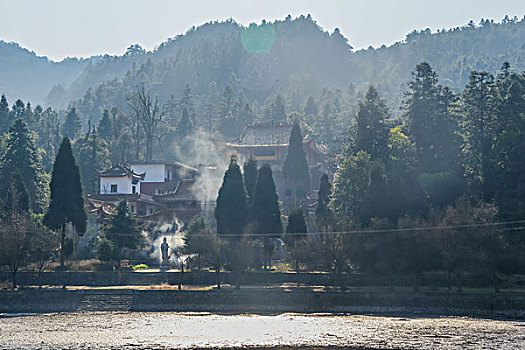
[99, 164, 146, 183]
[228, 122, 294, 147]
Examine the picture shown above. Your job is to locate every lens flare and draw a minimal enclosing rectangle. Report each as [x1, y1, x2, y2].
[241, 21, 276, 54]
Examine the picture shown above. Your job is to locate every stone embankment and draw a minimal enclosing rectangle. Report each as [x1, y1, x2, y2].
[1, 288, 524, 319]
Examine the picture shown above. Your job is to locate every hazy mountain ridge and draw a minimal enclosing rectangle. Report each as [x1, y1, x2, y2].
[1, 15, 524, 112]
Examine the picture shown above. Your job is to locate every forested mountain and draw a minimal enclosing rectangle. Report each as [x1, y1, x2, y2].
[0, 41, 89, 105]
[1, 15, 524, 114]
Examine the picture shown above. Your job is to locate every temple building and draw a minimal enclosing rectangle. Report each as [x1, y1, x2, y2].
[225, 121, 328, 202]
[89, 161, 201, 220]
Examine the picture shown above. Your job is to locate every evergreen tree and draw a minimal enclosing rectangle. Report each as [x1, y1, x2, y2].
[1, 119, 44, 212]
[243, 156, 258, 202]
[315, 173, 333, 227]
[304, 96, 318, 116]
[97, 109, 113, 142]
[403, 62, 461, 173]
[62, 107, 82, 139]
[253, 164, 282, 269]
[105, 200, 142, 258]
[462, 71, 497, 200]
[284, 206, 308, 272]
[352, 86, 390, 160]
[180, 84, 196, 122]
[273, 94, 286, 121]
[282, 120, 310, 204]
[286, 207, 307, 236]
[215, 155, 248, 238]
[332, 150, 371, 218]
[5, 171, 30, 215]
[44, 137, 87, 266]
[493, 73, 525, 220]
[177, 106, 193, 137]
[360, 161, 391, 224]
[74, 131, 111, 195]
[0, 94, 10, 134]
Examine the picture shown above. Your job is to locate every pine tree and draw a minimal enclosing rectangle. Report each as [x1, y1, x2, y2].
[304, 96, 318, 116]
[282, 120, 310, 204]
[74, 131, 111, 195]
[105, 200, 142, 259]
[97, 109, 113, 142]
[44, 137, 87, 266]
[243, 156, 258, 202]
[62, 107, 82, 139]
[215, 155, 248, 238]
[493, 73, 525, 220]
[253, 164, 282, 269]
[462, 71, 497, 200]
[352, 86, 390, 160]
[1, 119, 44, 212]
[403, 62, 461, 173]
[0, 94, 10, 134]
[273, 95, 286, 121]
[180, 84, 196, 122]
[177, 106, 193, 137]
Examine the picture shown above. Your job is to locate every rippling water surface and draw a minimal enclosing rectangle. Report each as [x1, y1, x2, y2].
[0, 312, 523, 349]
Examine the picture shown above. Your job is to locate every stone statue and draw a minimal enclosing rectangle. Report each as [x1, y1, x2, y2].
[160, 237, 170, 268]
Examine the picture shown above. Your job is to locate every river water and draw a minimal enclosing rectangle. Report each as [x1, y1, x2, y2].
[0, 312, 523, 349]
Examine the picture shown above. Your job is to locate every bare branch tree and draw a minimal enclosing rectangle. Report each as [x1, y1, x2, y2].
[127, 85, 165, 160]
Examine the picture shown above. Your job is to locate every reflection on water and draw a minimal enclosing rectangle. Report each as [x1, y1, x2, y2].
[0, 312, 523, 349]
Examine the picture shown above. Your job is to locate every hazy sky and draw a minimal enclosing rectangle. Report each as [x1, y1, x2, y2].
[1, 0, 523, 61]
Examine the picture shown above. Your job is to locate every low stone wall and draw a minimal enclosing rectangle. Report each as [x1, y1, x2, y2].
[0, 270, 494, 288]
[131, 290, 525, 318]
[0, 271, 338, 287]
[1, 289, 524, 319]
[0, 289, 84, 313]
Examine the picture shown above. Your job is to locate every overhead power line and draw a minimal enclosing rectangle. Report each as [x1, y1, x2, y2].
[65, 219, 525, 237]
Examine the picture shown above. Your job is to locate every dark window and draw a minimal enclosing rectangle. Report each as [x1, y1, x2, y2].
[110, 184, 118, 193]
[132, 185, 136, 194]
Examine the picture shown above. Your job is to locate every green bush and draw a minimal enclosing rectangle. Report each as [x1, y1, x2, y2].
[132, 264, 149, 271]
[95, 238, 115, 262]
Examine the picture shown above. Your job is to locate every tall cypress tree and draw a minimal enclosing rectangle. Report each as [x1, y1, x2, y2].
[315, 173, 333, 227]
[282, 120, 310, 204]
[44, 137, 87, 266]
[253, 164, 282, 269]
[243, 156, 258, 202]
[215, 155, 248, 238]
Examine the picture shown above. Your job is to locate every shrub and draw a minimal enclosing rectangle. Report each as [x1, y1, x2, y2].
[132, 264, 149, 271]
[95, 238, 115, 262]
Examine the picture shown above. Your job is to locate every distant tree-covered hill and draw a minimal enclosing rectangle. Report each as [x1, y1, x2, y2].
[1, 15, 524, 121]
